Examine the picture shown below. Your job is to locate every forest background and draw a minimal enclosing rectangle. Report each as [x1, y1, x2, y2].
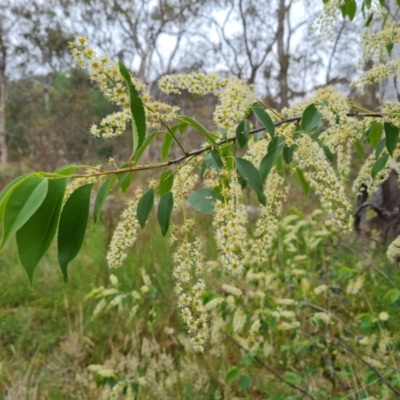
[1, 0, 400, 399]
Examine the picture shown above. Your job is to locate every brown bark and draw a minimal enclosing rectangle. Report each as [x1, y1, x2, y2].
[277, 0, 289, 109]
[0, 36, 7, 168]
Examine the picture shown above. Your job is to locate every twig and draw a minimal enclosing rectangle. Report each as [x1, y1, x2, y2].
[63, 112, 384, 179]
[301, 328, 400, 397]
[338, 240, 399, 290]
[222, 330, 317, 400]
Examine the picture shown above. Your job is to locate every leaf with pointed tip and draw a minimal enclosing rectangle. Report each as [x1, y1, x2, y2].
[375, 138, 386, 158]
[188, 189, 218, 214]
[157, 191, 173, 236]
[371, 154, 389, 180]
[178, 116, 220, 149]
[235, 158, 266, 206]
[158, 170, 174, 197]
[384, 122, 399, 157]
[161, 133, 174, 160]
[283, 144, 294, 165]
[58, 183, 93, 283]
[1, 177, 48, 251]
[311, 135, 334, 163]
[54, 165, 80, 176]
[119, 61, 146, 154]
[353, 139, 365, 159]
[301, 104, 321, 132]
[16, 178, 68, 285]
[94, 176, 116, 223]
[205, 149, 223, 171]
[296, 168, 310, 196]
[134, 131, 158, 164]
[367, 122, 383, 149]
[236, 120, 250, 148]
[0, 173, 34, 222]
[252, 106, 275, 138]
[259, 136, 285, 182]
[137, 188, 154, 229]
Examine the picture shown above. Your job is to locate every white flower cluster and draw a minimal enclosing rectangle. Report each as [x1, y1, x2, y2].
[346, 275, 365, 295]
[360, 20, 400, 65]
[171, 221, 209, 353]
[387, 235, 400, 263]
[171, 159, 199, 210]
[64, 166, 102, 200]
[159, 72, 255, 135]
[295, 135, 353, 232]
[106, 189, 142, 269]
[310, 0, 342, 41]
[70, 37, 179, 136]
[252, 171, 287, 263]
[213, 176, 248, 275]
[382, 101, 400, 128]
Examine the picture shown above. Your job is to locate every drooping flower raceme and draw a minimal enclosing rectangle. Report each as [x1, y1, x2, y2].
[294, 135, 353, 232]
[387, 235, 400, 263]
[170, 221, 209, 353]
[106, 189, 142, 269]
[159, 72, 255, 135]
[212, 174, 248, 275]
[69, 37, 179, 137]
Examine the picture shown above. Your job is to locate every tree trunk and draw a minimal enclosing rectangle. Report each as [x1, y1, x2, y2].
[380, 0, 400, 102]
[277, 0, 289, 109]
[0, 65, 7, 168]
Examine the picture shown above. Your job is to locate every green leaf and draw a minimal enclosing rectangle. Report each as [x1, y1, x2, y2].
[365, 12, 374, 27]
[283, 145, 294, 165]
[252, 106, 275, 138]
[137, 188, 154, 229]
[1, 177, 48, 251]
[225, 367, 241, 383]
[375, 138, 386, 158]
[296, 168, 310, 196]
[236, 120, 250, 148]
[118, 61, 146, 154]
[58, 183, 93, 283]
[93, 176, 115, 223]
[283, 371, 302, 386]
[178, 116, 220, 149]
[311, 135, 334, 163]
[134, 131, 159, 164]
[115, 171, 134, 194]
[157, 191, 173, 236]
[259, 136, 285, 182]
[188, 189, 218, 214]
[239, 375, 251, 391]
[346, 0, 357, 20]
[16, 178, 68, 285]
[386, 42, 394, 56]
[367, 122, 383, 149]
[204, 149, 224, 171]
[54, 165, 80, 176]
[301, 104, 321, 132]
[385, 289, 400, 304]
[0, 173, 34, 222]
[384, 122, 399, 157]
[201, 149, 224, 180]
[235, 158, 266, 206]
[161, 123, 185, 161]
[161, 133, 174, 160]
[158, 170, 174, 197]
[353, 139, 365, 159]
[371, 154, 389, 179]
